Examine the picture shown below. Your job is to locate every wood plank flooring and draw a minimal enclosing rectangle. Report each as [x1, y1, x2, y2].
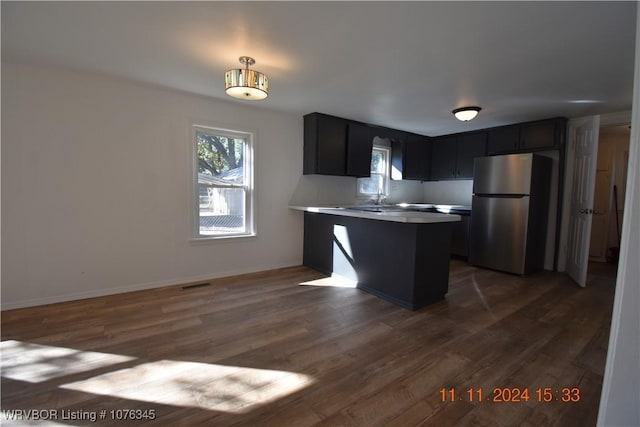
[1, 261, 616, 426]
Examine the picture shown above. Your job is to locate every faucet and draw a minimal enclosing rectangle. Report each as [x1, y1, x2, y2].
[374, 191, 387, 205]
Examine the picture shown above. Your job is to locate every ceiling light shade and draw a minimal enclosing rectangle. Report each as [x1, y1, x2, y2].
[452, 106, 481, 121]
[225, 56, 268, 100]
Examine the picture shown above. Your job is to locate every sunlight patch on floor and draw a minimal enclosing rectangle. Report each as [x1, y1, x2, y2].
[0, 340, 135, 383]
[2, 340, 315, 414]
[299, 274, 357, 288]
[61, 360, 315, 413]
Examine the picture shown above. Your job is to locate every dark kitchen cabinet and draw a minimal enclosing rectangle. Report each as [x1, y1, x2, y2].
[487, 125, 520, 155]
[520, 120, 559, 150]
[430, 136, 458, 180]
[430, 132, 486, 180]
[487, 118, 565, 155]
[346, 123, 374, 177]
[403, 134, 431, 181]
[304, 113, 372, 177]
[451, 214, 470, 257]
[304, 113, 347, 176]
[456, 132, 487, 178]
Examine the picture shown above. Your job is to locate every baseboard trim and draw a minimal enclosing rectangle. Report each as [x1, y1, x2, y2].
[1, 263, 301, 311]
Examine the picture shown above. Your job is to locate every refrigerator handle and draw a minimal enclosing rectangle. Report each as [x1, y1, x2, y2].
[474, 193, 528, 198]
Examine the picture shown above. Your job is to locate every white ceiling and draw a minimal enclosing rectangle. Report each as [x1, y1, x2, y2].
[2, 1, 636, 136]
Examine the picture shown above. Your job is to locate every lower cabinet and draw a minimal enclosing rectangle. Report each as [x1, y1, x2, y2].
[450, 214, 470, 257]
[303, 212, 453, 310]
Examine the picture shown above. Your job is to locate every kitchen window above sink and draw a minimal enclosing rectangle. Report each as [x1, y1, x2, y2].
[357, 144, 390, 202]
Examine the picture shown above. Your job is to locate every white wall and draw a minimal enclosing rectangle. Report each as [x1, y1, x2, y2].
[597, 6, 640, 424]
[1, 62, 304, 309]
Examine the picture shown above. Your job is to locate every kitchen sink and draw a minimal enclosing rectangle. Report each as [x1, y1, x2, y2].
[345, 205, 408, 213]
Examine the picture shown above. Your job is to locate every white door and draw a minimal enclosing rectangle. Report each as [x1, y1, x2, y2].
[566, 116, 600, 286]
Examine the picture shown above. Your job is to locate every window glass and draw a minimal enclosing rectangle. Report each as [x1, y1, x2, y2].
[194, 126, 254, 238]
[357, 146, 390, 200]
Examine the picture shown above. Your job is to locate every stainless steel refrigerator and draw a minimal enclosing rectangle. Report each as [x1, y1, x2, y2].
[469, 153, 552, 275]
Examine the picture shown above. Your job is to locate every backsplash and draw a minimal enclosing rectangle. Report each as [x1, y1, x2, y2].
[289, 174, 467, 206]
[423, 180, 473, 206]
[289, 175, 357, 206]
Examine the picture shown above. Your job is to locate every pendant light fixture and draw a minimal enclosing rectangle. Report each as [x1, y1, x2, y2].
[225, 56, 269, 100]
[452, 106, 481, 121]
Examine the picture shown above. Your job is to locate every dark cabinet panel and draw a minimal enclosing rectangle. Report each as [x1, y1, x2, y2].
[456, 132, 487, 179]
[430, 136, 457, 180]
[304, 113, 348, 176]
[304, 113, 374, 177]
[346, 123, 373, 177]
[430, 133, 486, 180]
[487, 119, 566, 155]
[451, 215, 470, 257]
[403, 134, 430, 181]
[487, 126, 520, 155]
[303, 211, 452, 310]
[520, 121, 557, 150]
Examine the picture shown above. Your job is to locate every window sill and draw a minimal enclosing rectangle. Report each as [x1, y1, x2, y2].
[189, 233, 257, 244]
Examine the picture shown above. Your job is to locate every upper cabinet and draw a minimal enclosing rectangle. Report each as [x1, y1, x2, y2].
[487, 118, 566, 155]
[430, 132, 487, 180]
[402, 134, 431, 181]
[430, 136, 458, 180]
[346, 123, 374, 177]
[304, 113, 372, 177]
[303, 112, 565, 181]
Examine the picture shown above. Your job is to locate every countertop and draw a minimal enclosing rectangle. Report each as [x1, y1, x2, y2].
[289, 205, 461, 224]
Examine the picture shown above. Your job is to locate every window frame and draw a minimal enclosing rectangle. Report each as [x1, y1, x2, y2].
[191, 124, 255, 241]
[356, 145, 391, 200]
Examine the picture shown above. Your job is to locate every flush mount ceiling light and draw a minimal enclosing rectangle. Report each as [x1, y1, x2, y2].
[452, 106, 481, 121]
[224, 56, 268, 100]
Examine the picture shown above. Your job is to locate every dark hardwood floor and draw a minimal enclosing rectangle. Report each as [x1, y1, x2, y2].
[1, 261, 616, 426]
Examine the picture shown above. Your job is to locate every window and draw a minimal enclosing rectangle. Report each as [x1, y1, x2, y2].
[357, 145, 390, 200]
[193, 125, 254, 238]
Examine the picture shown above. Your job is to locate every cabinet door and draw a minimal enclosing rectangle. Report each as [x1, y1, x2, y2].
[456, 132, 487, 179]
[404, 134, 430, 180]
[487, 126, 520, 155]
[430, 136, 457, 180]
[308, 114, 348, 175]
[346, 123, 373, 177]
[520, 120, 557, 150]
[451, 215, 470, 257]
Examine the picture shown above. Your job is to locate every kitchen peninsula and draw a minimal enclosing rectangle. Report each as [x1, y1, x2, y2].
[290, 206, 460, 310]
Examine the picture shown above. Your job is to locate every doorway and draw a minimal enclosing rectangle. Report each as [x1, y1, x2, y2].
[589, 124, 630, 266]
[560, 112, 631, 287]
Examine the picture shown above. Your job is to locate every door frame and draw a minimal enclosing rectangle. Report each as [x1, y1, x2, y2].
[558, 111, 631, 272]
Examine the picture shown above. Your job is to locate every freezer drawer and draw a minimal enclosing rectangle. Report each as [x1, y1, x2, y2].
[469, 195, 530, 275]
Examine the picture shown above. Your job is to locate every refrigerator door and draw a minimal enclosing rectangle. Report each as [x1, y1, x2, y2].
[473, 154, 533, 196]
[469, 195, 530, 275]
